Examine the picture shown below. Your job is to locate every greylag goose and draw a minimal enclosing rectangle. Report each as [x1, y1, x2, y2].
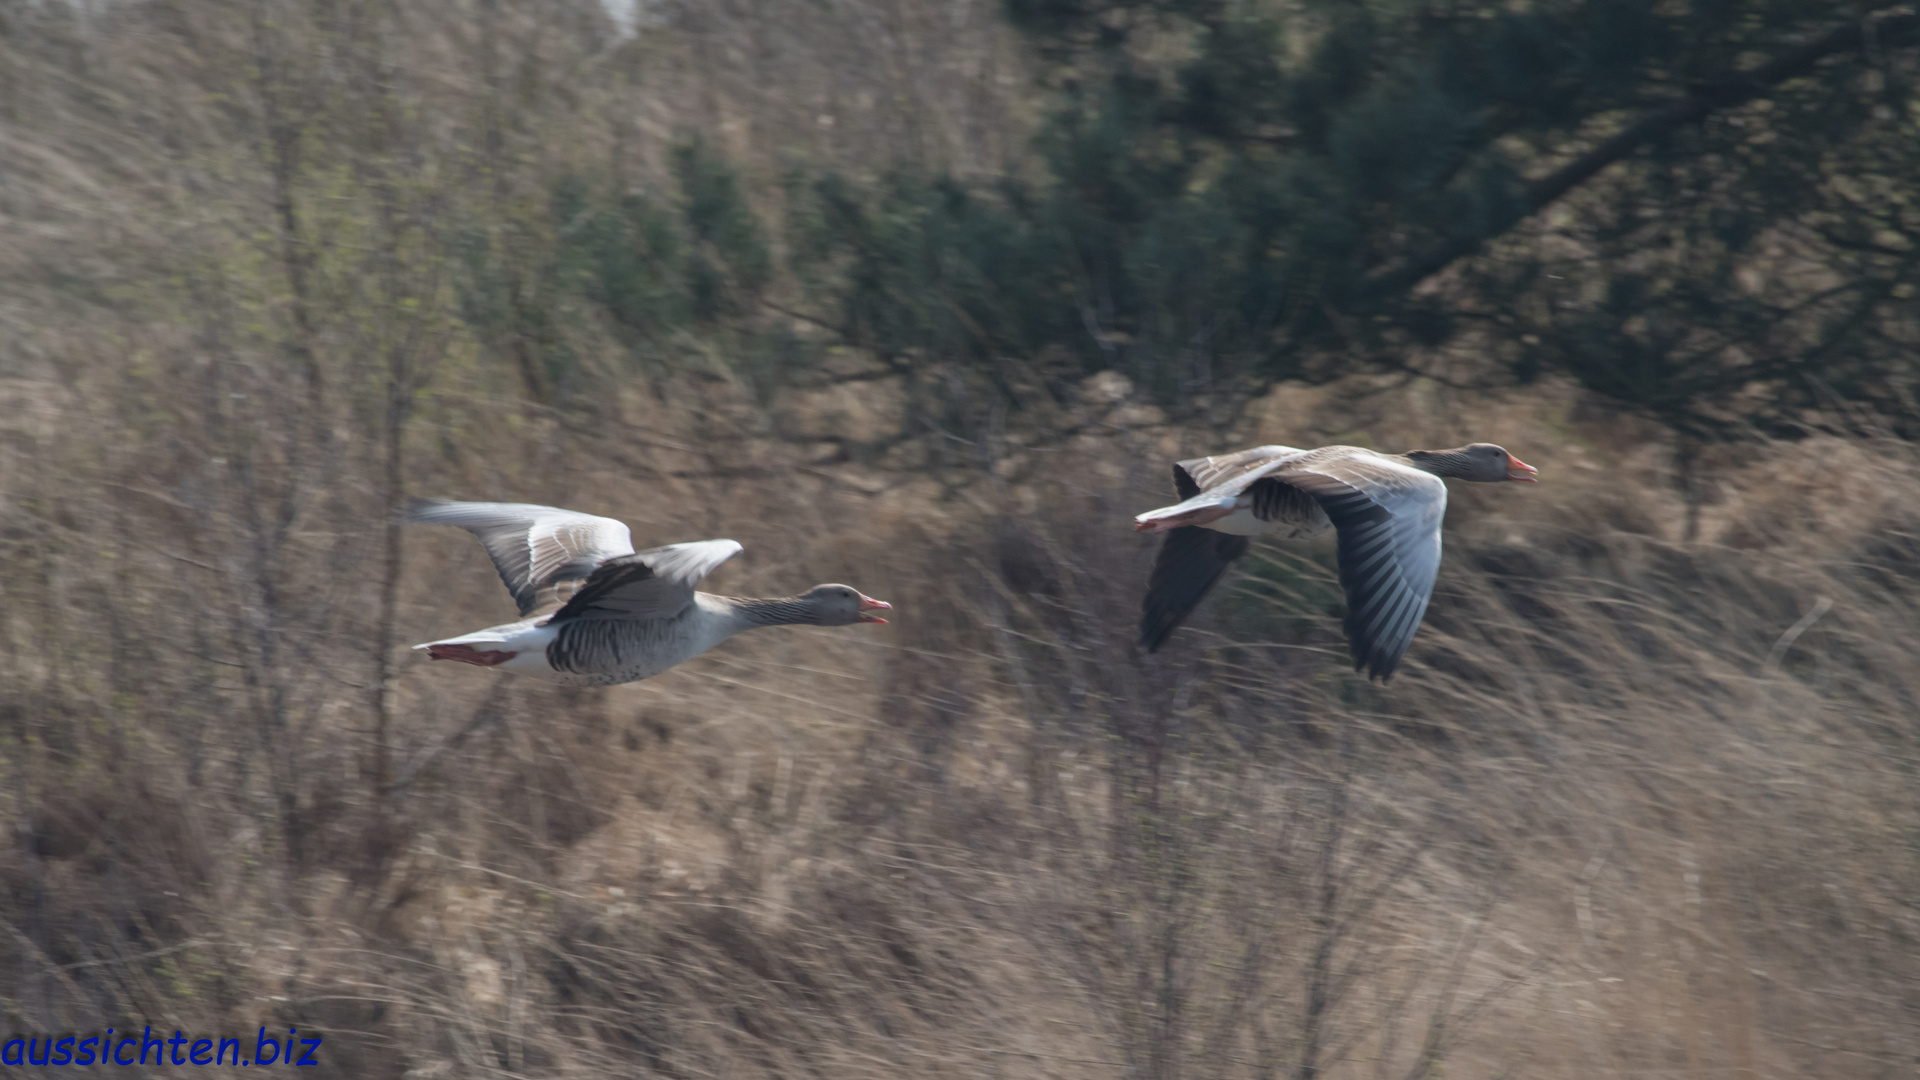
[1134, 444, 1537, 679]
[405, 499, 891, 686]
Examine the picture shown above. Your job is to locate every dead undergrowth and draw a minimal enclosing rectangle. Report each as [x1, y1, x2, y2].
[4, 364, 1918, 1079]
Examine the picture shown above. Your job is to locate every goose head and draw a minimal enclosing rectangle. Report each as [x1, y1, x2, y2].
[1406, 443, 1538, 483]
[797, 584, 893, 625]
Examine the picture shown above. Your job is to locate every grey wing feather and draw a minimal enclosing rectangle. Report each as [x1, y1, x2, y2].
[1174, 445, 1304, 496]
[1278, 459, 1445, 680]
[404, 499, 636, 616]
[548, 539, 744, 623]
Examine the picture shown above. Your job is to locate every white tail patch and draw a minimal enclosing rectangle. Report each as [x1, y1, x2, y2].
[1134, 494, 1239, 532]
[425, 643, 519, 667]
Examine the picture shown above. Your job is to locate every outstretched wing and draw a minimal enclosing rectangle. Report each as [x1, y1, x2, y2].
[1172, 445, 1304, 498]
[404, 499, 636, 616]
[1277, 458, 1447, 681]
[1140, 527, 1252, 653]
[547, 539, 744, 623]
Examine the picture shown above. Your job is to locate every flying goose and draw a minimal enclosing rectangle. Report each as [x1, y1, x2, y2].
[1133, 443, 1537, 679]
[405, 499, 891, 686]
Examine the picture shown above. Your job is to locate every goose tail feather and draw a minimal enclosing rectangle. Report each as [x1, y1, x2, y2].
[1133, 494, 1238, 533]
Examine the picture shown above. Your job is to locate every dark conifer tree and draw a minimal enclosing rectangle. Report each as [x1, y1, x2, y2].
[795, 0, 1920, 437]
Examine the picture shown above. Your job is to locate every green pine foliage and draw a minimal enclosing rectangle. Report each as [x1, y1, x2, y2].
[334, 0, 1916, 439]
[781, 0, 1920, 436]
[675, 141, 773, 321]
[452, 140, 775, 402]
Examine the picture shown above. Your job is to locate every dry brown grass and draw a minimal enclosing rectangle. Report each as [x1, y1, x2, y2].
[6, 357, 1920, 1078]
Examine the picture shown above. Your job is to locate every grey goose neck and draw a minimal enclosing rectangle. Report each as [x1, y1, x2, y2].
[720, 595, 833, 628]
[1401, 448, 1483, 479]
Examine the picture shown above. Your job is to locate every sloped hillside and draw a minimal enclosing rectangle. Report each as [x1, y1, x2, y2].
[5, 359, 1917, 1078]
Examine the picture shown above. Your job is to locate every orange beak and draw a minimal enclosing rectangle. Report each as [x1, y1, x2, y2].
[857, 595, 892, 624]
[1507, 454, 1539, 482]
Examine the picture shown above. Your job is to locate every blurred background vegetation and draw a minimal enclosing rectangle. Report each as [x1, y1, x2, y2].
[2, 0, 1918, 1076]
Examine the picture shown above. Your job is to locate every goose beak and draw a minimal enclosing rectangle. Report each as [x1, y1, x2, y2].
[857, 595, 892, 624]
[1506, 454, 1539, 482]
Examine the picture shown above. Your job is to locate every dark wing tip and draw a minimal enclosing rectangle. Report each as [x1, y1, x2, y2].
[1356, 652, 1400, 682]
[1172, 463, 1200, 501]
[1345, 610, 1410, 681]
[1138, 615, 1175, 654]
[1138, 587, 1178, 653]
